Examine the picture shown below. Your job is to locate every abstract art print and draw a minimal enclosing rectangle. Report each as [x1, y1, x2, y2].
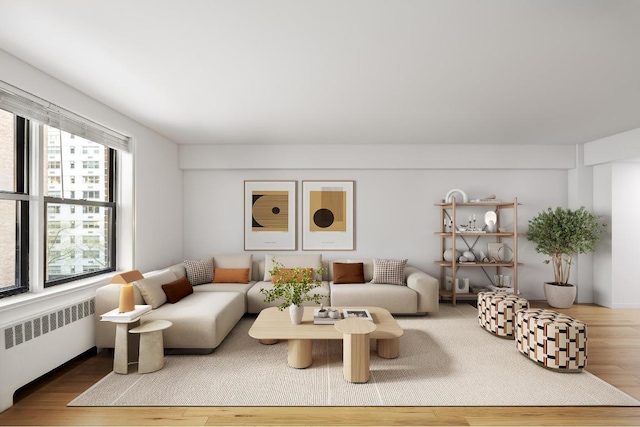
[302, 180, 354, 250]
[244, 181, 296, 250]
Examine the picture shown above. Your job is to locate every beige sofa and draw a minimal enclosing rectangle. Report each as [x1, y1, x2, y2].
[95, 253, 439, 352]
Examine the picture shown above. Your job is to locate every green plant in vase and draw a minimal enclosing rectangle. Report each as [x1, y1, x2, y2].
[526, 206, 605, 308]
[260, 257, 325, 324]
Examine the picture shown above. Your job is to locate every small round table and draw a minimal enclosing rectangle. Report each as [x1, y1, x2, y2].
[129, 320, 172, 374]
[334, 318, 377, 383]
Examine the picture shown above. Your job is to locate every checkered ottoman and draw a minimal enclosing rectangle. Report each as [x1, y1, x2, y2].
[515, 309, 587, 371]
[478, 292, 529, 338]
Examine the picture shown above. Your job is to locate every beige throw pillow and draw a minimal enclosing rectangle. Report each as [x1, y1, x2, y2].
[134, 270, 177, 309]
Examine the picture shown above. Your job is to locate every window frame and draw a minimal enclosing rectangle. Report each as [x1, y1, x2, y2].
[0, 115, 30, 298]
[43, 148, 117, 287]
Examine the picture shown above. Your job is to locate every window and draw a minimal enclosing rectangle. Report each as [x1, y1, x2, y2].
[0, 82, 128, 296]
[82, 161, 99, 169]
[83, 176, 99, 184]
[82, 191, 100, 199]
[44, 132, 115, 286]
[0, 109, 29, 296]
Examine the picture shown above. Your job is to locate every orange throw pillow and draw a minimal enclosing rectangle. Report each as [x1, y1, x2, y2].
[213, 268, 250, 284]
[333, 262, 366, 284]
[161, 276, 194, 303]
[271, 268, 314, 284]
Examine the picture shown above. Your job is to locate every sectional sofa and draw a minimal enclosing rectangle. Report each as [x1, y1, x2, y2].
[95, 254, 439, 352]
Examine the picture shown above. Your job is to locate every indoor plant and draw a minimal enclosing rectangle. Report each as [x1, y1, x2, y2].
[526, 206, 606, 308]
[260, 258, 324, 324]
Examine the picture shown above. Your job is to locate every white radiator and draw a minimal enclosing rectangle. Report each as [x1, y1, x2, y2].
[0, 297, 96, 413]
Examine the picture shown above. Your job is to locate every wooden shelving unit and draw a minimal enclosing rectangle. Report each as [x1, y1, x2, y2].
[434, 198, 520, 306]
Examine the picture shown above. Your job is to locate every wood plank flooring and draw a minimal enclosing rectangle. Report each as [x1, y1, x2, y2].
[0, 302, 639, 426]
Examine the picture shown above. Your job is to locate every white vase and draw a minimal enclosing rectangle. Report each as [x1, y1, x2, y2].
[544, 282, 577, 308]
[289, 304, 304, 325]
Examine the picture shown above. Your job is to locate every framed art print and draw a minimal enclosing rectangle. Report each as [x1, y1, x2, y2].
[244, 180, 297, 250]
[302, 180, 354, 250]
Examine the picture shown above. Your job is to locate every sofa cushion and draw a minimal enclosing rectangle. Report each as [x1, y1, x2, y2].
[329, 282, 418, 314]
[333, 262, 365, 284]
[184, 258, 214, 285]
[371, 258, 408, 285]
[263, 254, 322, 281]
[213, 268, 250, 284]
[213, 254, 253, 281]
[142, 291, 245, 349]
[162, 276, 194, 303]
[134, 270, 177, 308]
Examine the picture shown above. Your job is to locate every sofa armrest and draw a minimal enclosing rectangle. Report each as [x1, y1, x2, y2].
[405, 266, 439, 313]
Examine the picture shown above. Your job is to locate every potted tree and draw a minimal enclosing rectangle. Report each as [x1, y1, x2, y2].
[526, 206, 606, 308]
[260, 258, 325, 324]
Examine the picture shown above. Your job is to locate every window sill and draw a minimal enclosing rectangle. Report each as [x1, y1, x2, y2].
[0, 273, 113, 313]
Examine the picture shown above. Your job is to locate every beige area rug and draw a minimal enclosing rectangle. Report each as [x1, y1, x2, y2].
[70, 304, 639, 407]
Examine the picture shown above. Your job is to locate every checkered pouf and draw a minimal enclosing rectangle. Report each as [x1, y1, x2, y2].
[477, 292, 530, 338]
[515, 308, 587, 371]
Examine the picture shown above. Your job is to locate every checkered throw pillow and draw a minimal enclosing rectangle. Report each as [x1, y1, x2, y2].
[371, 258, 408, 286]
[183, 258, 214, 285]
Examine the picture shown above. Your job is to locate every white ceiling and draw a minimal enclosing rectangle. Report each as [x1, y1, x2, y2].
[1, 0, 640, 146]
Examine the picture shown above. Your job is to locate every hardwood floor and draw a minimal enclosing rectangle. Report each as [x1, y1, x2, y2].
[1, 302, 639, 426]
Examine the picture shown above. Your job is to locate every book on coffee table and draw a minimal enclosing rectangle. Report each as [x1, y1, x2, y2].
[313, 308, 343, 325]
[342, 308, 373, 321]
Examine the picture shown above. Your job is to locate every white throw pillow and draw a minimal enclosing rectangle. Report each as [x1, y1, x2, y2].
[370, 258, 408, 286]
[134, 270, 177, 309]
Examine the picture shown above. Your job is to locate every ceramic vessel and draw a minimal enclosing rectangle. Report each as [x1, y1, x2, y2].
[544, 282, 577, 308]
[289, 304, 304, 324]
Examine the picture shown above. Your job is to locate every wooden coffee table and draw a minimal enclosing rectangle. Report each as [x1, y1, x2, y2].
[248, 306, 403, 369]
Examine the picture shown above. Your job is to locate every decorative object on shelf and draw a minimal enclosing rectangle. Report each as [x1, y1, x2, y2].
[493, 274, 512, 287]
[487, 243, 505, 263]
[462, 251, 476, 262]
[260, 257, 325, 324]
[445, 276, 458, 291]
[458, 277, 470, 293]
[497, 245, 513, 263]
[110, 270, 144, 313]
[479, 250, 490, 263]
[302, 180, 355, 250]
[244, 180, 297, 250]
[526, 206, 606, 308]
[445, 188, 468, 203]
[443, 249, 461, 262]
[470, 194, 498, 203]
[484, 211, 497, 232]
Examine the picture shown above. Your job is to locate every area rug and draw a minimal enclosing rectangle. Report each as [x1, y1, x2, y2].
[69, 304, 640, 407]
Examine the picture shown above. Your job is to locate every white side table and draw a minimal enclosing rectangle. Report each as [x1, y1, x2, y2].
[101, 305, 152, 374]
[129, 320, 172, 373]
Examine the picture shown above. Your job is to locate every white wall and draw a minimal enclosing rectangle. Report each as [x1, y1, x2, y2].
[183, 167, 567, 302]
[592, 164, 613, 307]
[611, 163, 640, 308]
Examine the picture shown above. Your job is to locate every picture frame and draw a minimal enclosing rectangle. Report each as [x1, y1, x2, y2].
[342, 308, 373, 321]
[302, 180, 354, 250]
[244, 180, 297, 251]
